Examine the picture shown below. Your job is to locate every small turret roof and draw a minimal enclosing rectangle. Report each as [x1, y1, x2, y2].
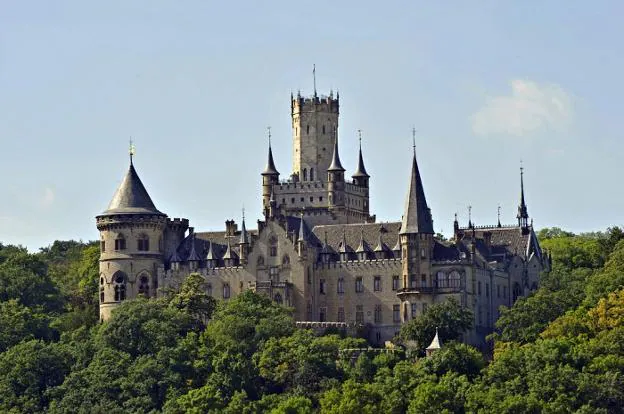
[222, 237, 238, 260]
[328, 133, 345, 172]
[262, 143, 279, 176]
[101, 161, 164, 216]
[239, 217, 249, 244]
[352, 141, 369, 178]
[186, 235, 202, 261]
[298, 216, 307, 242]
[205, 241, 219, 261]
[426, 328, 442, 351]
[355, 229, 371, 253]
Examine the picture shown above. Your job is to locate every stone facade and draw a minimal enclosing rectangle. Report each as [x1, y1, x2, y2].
[96, 89, 550, 348]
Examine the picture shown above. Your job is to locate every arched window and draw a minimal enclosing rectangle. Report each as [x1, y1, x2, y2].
[206, 283, 213, 296]
[114, 234, 126, 251]
[449, 270, 461, 288]
[138, 275, 149, 297]
[99, 277, 105, 302]
[274, 293, 283, 305]
[223, 283, 231, 299]
[310, 168, 314, 181]
[282, 255, 290, 265]
[303, 168, 307, 181]
[436, 271, 446, 288]
[269, 236, 278, 257]
[257, 255, 265, 266]
[137, 234, 149, 251]
[113, 272, 126, 301]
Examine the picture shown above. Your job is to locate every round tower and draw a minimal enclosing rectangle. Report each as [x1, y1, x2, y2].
[327, 128, 345, 208]
[261, 135, 280, 218]
[96, 156, 167, 321]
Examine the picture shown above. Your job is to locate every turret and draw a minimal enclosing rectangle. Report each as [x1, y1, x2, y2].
[297, 215, 307, 257]
[262, 130, 280, 218]
[352, 131, 370, 188]
[238, 212, 250, 264]
[327, 128, 345, 208]
[397, 131, 434, 321]
[517, 164, 529, 233]
[96, 151, 167, 321]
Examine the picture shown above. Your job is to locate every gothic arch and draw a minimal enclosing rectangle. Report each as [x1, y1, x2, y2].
[112, 270, 127, 302]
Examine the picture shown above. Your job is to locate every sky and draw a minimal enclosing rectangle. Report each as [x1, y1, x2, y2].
[1, 1, 623, 251]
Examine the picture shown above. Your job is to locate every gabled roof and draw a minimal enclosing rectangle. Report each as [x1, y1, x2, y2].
[400, 152, 434, 234]
[101, 162, 164, 216]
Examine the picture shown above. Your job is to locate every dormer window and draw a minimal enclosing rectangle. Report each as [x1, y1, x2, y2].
[137, 235, 149, 251]
[114, 234, 126, 251]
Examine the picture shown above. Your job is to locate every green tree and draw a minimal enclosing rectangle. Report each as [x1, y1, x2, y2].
[168, 273, 217, 329]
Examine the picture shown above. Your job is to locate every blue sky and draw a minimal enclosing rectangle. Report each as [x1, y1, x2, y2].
[1, 1, 623, 251]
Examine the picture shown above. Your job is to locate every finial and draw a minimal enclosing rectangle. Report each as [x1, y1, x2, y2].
[242, 206, 245, 222]
[267, 126, 272, 147]
[412, 127, 416, 156]
[129, 137, 135, 164]
[454, 212, 458, 222]
[468, 205, 472, 227]
[497, 205, 502, 227]
[313, 64, 317, 97]
[358, 129, 362, 148]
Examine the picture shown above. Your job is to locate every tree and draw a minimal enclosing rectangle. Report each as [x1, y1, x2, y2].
[397, 298, 473, 354]
[168, 273, 217, 329]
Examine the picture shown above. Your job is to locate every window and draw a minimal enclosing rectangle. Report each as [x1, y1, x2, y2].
[291, 197, 295, 204]
[393, 305, 400, 322]
[319, 196, 323, 202]
[310, 168, 314, 181]
[486, 283, 490, 298]
[137, 235, 149, 251]
[306, 125, 310, 134]
[274, 293, 283, 305]
[421, 248, 426, 259]
[113, 272, 126, 301]
[207, 283, 213, 296]
[307, 302, 312, 319]
[374, 305, 382, 323]
[138, 275, 149, 297]
[303, 168, 307, 181]
[355, 277, 363, 293]
[374, 276, 382, 292]
[337, 278, 344, 294]
[319, 279, 326, 294]
[421, 274, 427, 286]
[300, 197, 304, 202]
[411, 303, 418, 319]
[392, 276, 399, 291]
[269, 267, 279, 281]
[319, 307, 327, 322]
[100, 240, 105, 252]
[223, 283, 231, 299]
[410, 275, 417, 289]
[422, 303, 428, 313]
[449, 270, 461, 288]
[478, 281, 482, 295]
[99, 284, 104, 303]
[114, 234, 126, 251]
[337, 307, 345, 322]
[322, 125, 326, 134]
[310, 196, 313, 202]
[356, 305, 364, 323]
[269, 236, 278, 257]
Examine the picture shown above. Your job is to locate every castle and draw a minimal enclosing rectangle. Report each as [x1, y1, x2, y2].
[96, 88, 549, 347]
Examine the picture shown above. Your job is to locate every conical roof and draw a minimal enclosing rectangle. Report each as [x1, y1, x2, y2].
[298, 216, 307, 241]
[400, 151, 434, 234]
[426, 328, 442, 352]
[205, 241, 219, 261]
[262, 143, 279, 176]
[222, 237, 238, 260]
[352, 143, 369, 178]
[374, 228, 387, 252]
[239, 217, 249, 244]
[186, 235, 202, 261]
[355, 229, 370, 253]
[328, 134, 345, 172]
[101, 161, 164, 216]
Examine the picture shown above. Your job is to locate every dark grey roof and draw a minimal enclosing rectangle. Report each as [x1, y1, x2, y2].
[312, 222, 402, 260]
[262, 144, 279, 176]
[239, 219, 249, 244]
[327, 135, 345, 172]
[352, 145, 369, 178]
[400, 153, 434, 234]
[101, 162, 164, 216]
[456, 225, 542, 263]
[187, 235, 202, 261]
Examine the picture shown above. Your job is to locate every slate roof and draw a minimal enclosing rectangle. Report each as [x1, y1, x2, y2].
[262, 144, 279, 176]
[100, 162, 164, 216]
[352, 145, 369, 178]
[400, 153, 434, 234]
[456, 225, 542, 263]
[327, 135, 345, 172]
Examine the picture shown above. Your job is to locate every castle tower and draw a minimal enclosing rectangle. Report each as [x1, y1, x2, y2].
[327, 129, 346, 209]
[397, 138, 435, 322]
[291, 90, 339, 181]
[261, 135, 280, 218]
[96, 154, 167, 321]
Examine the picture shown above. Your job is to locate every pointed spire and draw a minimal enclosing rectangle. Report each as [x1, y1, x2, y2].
[400, 130, 434, 234]
[169, 248, 182, 263]
[239, 208, 249, 245]
[426, 327, 442, 355]
[352, 129, 369, 178]
[374, 226, 386, 252]
[468, 205, 473, 229]
[339, 229, 349, 253]
[222, 236, 238, 260]
[497, 205, 502, 228]
[298, 215, 306, 242]
[262, 126, 279, 176]
[356, 228, 368, 253]
[328, 127, 345, 172]
[393, 234, 401, 252]
[101, 154, 163, 216]
[517, 162, 529, 227]
[205, 241, 218, 261]
[187, 234, 202, 262]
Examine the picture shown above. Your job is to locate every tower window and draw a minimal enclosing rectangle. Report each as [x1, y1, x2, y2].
[274, 293, 283, 305]
[303, 168, 307, 181]
[100, 240, 105, 252]
[114, 234, 126, 251]
[138, 275, 149, 297]
[310, 168, 314, 181]
[137, 235, 149, 251]
[374, 276, 382, 292]
[392, 276, 399, 291]
[322, 125, 326, 134]
[206, 283, 213, 296]
[337, 277, 344, 294]
[100, 286, 104, 303]
[113, 272, 126, 301]
[306, 125, 310, 134]
[355, 277, 364, 293]
[319, 279, 326, 294]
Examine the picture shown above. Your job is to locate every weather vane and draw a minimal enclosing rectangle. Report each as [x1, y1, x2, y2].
[129, 137, 136, 163]
[267, 126, 271, 146]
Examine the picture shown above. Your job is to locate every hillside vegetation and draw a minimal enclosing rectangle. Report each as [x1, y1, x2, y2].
[0, 227, 623, 413]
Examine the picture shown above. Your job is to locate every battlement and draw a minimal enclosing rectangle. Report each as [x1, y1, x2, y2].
[167, 217, 190, 226]
[291, 92, 339, 114]
[458, 224, 518, 231]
